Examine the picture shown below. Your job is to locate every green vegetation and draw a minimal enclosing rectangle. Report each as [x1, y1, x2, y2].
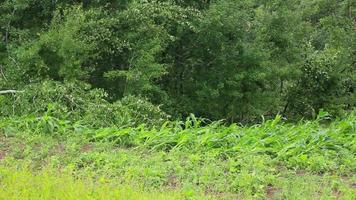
[1, 0, 354, 122]
[0, 166, 211, 200]
[0, 0, 355, 199]
[0, 110, 355, 199]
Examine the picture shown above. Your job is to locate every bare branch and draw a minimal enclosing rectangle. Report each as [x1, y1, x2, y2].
[0, 90, 23, 95]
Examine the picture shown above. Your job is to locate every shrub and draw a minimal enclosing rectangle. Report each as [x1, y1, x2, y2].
[0, 80, 169, 128]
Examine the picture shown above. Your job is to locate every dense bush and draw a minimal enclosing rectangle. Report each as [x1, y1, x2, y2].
[1, 0, 355, 122]
[0, 81, 169, 128]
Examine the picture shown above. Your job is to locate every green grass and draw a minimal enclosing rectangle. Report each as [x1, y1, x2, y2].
[0, 165, 354, 200]
[0, 113, 355, 199]
[0, 165, 213, 200]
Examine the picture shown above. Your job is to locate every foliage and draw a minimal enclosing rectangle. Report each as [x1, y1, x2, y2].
[0, 81, 169, 128]
[286, 45, 355, 118]
[1, 1, 355, 199]
[163, 0, 278, 121]
[1, 0, 354, 122]
[0, 165, 212, 200]
[0, 113, 355, 198]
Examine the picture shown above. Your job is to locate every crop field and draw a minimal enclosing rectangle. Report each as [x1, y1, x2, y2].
[1, 0, 355, 199]
[0, 113, 355, 199]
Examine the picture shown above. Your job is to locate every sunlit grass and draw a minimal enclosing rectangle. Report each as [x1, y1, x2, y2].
[0, 165, 354, 200]
[0, 113, 355, 199]
[0, 166, 213, 200]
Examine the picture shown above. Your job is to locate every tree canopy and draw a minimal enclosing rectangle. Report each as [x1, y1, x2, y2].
[1, 0, 355, 122]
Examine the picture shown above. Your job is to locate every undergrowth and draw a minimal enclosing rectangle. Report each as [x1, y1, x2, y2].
[0, 111, 355, 199]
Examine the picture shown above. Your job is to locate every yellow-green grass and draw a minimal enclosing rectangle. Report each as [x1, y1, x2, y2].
[1, 165, 355, 200]
[0, 166, 214, 200]
[0, 114, 355, 199]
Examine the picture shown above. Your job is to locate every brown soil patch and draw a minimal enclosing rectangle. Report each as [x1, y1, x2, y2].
[266, 185, 280, 199]
[0, 150, 7, 160]
[0, 135, 11, 160]
[81, 144, 93, 153]
[167, 175, 180, 189]
[332, 188, 342, 200]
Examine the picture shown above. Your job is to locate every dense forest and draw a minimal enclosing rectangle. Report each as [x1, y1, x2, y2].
[1, 0, 354, 122]
[0, 1, 355, 199]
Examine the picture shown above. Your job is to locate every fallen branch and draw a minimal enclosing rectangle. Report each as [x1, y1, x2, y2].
[0, 90, 23, 95]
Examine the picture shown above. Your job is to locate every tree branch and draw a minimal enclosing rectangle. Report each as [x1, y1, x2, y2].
[0, 90, 23, 95]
